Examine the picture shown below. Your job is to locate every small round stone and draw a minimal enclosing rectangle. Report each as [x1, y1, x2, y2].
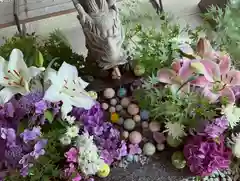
[110, 98, 118, 106]
[133, 115, 141, 122]
[127, 104, 139, 116]
[156, 144, 165, 151]
[126, 155, 134, 162]
[129, 131, 142, 144]
[140, 110, 149, 120]
[149, 121, 161, 132]
[141, 121, 149, 129]
[116, 104, 123, 112]
[103, 88, 115, 99]
[123, 119, 136, 131]
[143, 142, 156, 156]
[134, 64, 145, 77]
[101, 102, 109, 110]
[120, 98, 130, 108]
[109, 106, 116, 113]
[117, 117, 124, 125]
[117, 88, 127, 97]
[122, 131, 129, 139]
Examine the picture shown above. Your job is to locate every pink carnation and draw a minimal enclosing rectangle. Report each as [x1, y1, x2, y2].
[64, 147, 78, 163]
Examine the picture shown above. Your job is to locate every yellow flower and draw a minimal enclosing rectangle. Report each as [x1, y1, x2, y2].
[110, 113, 119, 123]
[97, 163, 110, 178]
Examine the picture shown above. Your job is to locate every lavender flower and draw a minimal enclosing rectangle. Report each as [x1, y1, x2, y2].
[128, 144, 142, 155]
[20, 127, 41, 143]
[30, 139, 47, 159]
[183, 135, 232, 176]
[35, 100, 47, 114]
[1, 128, 16, 147]
[5, 145, 24, 166]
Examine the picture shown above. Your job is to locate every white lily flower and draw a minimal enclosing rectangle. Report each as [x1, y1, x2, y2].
[0, 49, 45, 103]
[43, 61, 95, 118]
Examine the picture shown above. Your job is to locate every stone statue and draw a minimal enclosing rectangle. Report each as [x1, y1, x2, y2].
[72, 0, 126, 79]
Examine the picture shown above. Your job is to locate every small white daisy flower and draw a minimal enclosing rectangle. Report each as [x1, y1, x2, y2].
[66, 125, 80, 138]
[60, 135, 71, 145]
[64, 116, 76, 125]
[221, 104, 240, 128]
[164, 122, 186, 139]
[232, 134, 240, 158]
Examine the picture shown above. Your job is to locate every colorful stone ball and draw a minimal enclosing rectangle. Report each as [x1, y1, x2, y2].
[129, 131, 142, 144]
[140, 110, 150, 120]
[117, 87, 127, 97]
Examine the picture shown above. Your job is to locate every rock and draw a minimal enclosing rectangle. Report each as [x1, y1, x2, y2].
[119, 109, 128, 118]
[126, 155, 134, 162]
[149, 121, 161, 132]
[124, 119, 136, 131]
[171, 151, 186, 169]
[127, 104, 139, 116]
[141, 121, 149, 129]
[117, 117, 124, 125]
[156, 144, 165, 151]
[110, 113, 120, 124]
[97, 163, 110, 178]
[166, 135, 182, 148]
[117, 88, 127, 97]
[130, 79, 143, 91]
[133, 155, 139, 162]
[133, 115, 141, 122]
[120, 97, 130, 108]
[109, 106, 116, 113]
[153, 132, 166, 144]
[103, 88, 115, 99]
[134, 64, 145, 76]
[122, 131, 129, 139]
[110, 98, 118, 106]
[116, 104, 123, 112]
[143, 142, 156, 156]
[140, 110, 149, 120]
[129, 131, 142, 144]
[101, 102, 109, 110]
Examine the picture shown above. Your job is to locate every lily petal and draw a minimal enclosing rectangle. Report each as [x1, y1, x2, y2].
[0, 87, 25, 104]
[171, 60, 182, 73]
[157, 68, 178, 84]
[220, 87, 235, 103]
[218, 54, 231, 75]
[43, 85, 61, 103]
[57, 62, 78, 81]
[196, 38, 214, 58]
[190, 76, 209, 87]
[77, 77, 89, 89]
[61, 101, 73, 118]
[69, 95, 95, 110]
[200, 60, 221, 81]
[222, 70, 240, 86]
[8, 49, 29, 80]
[202, 86, 220, 103]
[28, 66, 45, 78]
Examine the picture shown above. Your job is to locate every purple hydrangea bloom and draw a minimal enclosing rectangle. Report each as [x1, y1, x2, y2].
[128, 144, 142, 155]
[30, 139, 47, 159]
[1, 128, 16, 147]
[202, 116, 228, 138]
[72, 103, 127, 164]
[183, 135, 232, 176]
[35, 100, 47, 114]
[20, 127, 41, 143]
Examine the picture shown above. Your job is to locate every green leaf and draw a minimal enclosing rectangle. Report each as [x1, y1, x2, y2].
[44, 110, 54, 123]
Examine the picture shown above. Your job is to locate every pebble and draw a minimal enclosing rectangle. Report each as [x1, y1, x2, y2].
[140, 110, 149, 120]
[130, 79, 143, 91]
[129, 131, 142, 144]
[120, 97, 130, 108]
[143, 142, 156, 156]
[156, 144, 165, 151]
[122, 131, 129, 139]
[117, 88, 127, 97]
[133, 155, 139, 162]
[103, 88, 115, 99]
[133, 115, 141, 122]
[134, 64, 145, 76]
[116, 104, 123, 112]
[101, 102, 109, 110]
[149, 121, 161, 132]
[123, 119, 136, 131]
[117, 117, 124, 125]
[119, 109, 128, 118]
[127, 104, 139, 116]
[126, 155, 134, 162]
[141, 121, 149, 129]
[109, 106, 116, 113]
[110, 98, 118, 106]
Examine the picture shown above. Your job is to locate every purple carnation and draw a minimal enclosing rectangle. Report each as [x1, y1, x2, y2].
[202, 116, 228, 138]
[183, 135, 232, 176]
[20, 127, 41, 143]
[71, 103, 127, 164]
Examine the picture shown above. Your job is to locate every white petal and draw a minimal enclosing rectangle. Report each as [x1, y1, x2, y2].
[77, 77, 89, 89]
[61, 102, 73, 118]
[0, 57, 9, 86]
[58, 62, 78, 81]
[8, 49, 29, 78]
[43, 85, 61, 102]
[70, 94, 95, 110]
[28, 66, 45, 78]
[0, 87, 21, 104]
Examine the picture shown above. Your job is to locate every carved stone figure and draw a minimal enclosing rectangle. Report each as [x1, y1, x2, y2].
[72, 0, 126, 79]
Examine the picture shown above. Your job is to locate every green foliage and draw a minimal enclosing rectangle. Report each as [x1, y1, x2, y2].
[204, 0, 240, 67]
[135, 76, 218, 127]
[124, 15, 182, 75]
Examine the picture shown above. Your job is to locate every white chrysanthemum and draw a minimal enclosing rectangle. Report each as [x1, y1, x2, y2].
[59, 135, 71, 145]
[76, 133, 104, 175]
[221, 104, 240, 128]
[66, 125, 79, 138]
[64, 116, 76, 125]
[232, 134, 240, 158]
[164, 122, 186, 139]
